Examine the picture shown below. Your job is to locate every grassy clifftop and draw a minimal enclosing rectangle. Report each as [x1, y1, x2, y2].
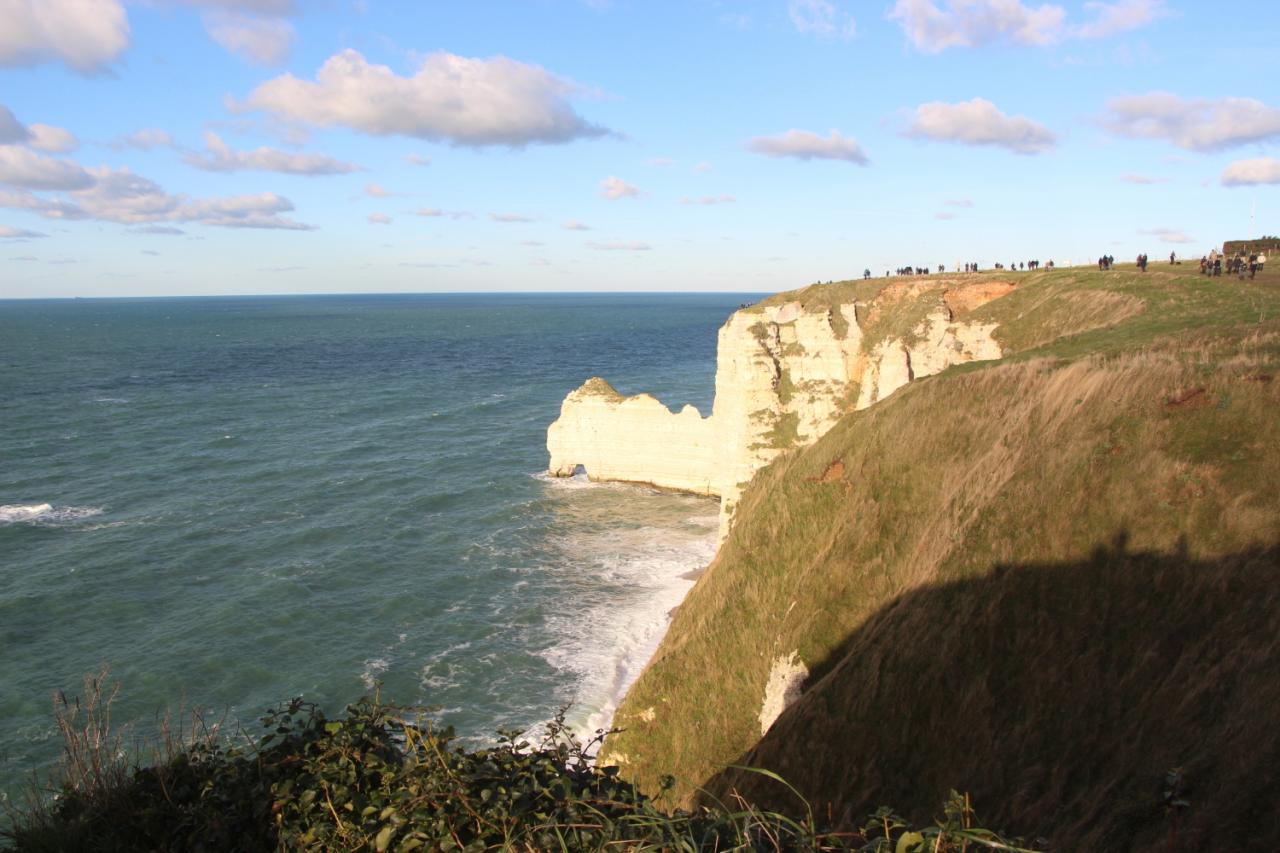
[605, 265, 1280, 850]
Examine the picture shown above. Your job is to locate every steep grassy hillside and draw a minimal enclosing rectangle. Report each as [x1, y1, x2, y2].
[604, 265, 1280, 850]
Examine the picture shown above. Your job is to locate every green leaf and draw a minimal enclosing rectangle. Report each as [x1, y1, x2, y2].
[896, 830, 925, 853]
[375, 824, 394, 852]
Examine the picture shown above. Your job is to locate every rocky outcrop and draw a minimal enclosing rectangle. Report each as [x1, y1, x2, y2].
[546, 279, 1014, 536]
[546, 378, 718, 495]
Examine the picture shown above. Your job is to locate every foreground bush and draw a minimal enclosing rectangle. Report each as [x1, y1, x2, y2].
[3, 685, 1038, 852]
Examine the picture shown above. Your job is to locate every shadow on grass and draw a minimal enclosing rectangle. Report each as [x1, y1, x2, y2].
[700, 533, 1280, 853]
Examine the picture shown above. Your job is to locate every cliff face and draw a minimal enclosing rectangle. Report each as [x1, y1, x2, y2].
[598, 266, 1280, 852]
[547, 279, 1011, 535]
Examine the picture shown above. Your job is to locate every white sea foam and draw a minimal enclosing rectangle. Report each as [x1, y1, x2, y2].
[532, 485, 719, 746]
[0, 503, 103, 525]
[361, 658, 390, 690]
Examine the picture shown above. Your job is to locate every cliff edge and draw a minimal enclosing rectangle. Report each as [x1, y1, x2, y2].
[600, 264, 1280, 851]
[547, 278, 1012, 536]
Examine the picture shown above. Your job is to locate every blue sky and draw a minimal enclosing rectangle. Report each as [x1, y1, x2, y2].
[1, 0, 1278, 297]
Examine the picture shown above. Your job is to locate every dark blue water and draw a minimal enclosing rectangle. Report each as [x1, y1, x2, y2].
[0, 292, 754, 795]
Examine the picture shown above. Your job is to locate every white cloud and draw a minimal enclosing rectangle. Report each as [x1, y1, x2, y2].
[1142, 227, 1194, 244]
[600, 176, 640, 199]
[415, 207, 471, 219]
[588, 240, 651, 251]
[0, 106, 79, 154]
[1221, 157, 1280, 187]
[1102, 93, 1280, 152]
[490, 212, 534, 222]
[1120, 173, 1164, 184]
[693, 161, 712, 173]
[367, 212, 391, 224]
[935, 211, 957, 220]
[647, 157, 674, 167]
[183, 132, 362, 175]
[26, 123, 78, 152]
[748, 129, 869, 164]
[563, 220, 591, 230]
[364, 183, 395, 197]
[406, 153, 432, 166]
[944, 198, 974, 207]
[157, 0, 297, 12]
[890, 0, 1066, 52]
[0, 161, 314, 230]
[0, 224, 47, 238]
[0, 106, 26, 144]
[0, 145, 95, 190]
[906, 98, 1057, 154]
[238, 49, 609, 147]
[131, 224, 185, 235]
[1075, 0, 1166, 38]
[115, 128, 176, 150]
[0, 0, 130, 73]
[788, 0, 856, 39]
[202, 11, 294, 66]
[681, 195, 736, 205]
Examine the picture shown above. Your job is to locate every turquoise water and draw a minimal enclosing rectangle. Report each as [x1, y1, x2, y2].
[0, 293, 751, 796]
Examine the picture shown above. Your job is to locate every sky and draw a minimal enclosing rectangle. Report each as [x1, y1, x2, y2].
[1, 0, 1278, 297]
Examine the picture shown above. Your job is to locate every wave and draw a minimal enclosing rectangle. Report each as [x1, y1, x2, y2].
[535, 511, 719, 746]
[0, 503, 103, 525]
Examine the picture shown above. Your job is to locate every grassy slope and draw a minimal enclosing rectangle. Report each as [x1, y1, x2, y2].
[604, 265, 1280, 850]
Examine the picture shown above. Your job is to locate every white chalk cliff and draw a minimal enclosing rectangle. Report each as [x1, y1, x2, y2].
[547, 279, 1014, 537]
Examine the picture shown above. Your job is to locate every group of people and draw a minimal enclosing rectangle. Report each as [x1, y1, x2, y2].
[1098, 254, 1116, 270]
[991, 260, 1048, 271]
[1200, 249, 1266, 279]
[1137, 253, 1149, 272]
[863, 260, 1054, 278]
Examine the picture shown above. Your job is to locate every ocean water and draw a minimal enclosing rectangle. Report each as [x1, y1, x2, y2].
[0, 292, 752, 796]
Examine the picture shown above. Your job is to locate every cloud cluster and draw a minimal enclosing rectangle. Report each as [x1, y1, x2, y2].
[183, 132, 363, 174]
[0, 140, 314, 230]
[788, 0, 856, 39]
[367, 212, 391, 224]
[600, 176, 641, 199]
[490, 212, 534, 222]
[890, 0, 1163, 51]
[0, 0, 130, 73]
[681, 195, 736, 205]
[890, 0, 1064, 51]
[748, 129, 868, 164]
[0, 105, 79, 153]
[239, 49, 609, 148]
[1221, 158, 1280, 187]
[1102, 92, 1280, 151]
[906, 98, 1057, 154]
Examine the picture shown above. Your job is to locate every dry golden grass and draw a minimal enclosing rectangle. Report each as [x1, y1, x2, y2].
[603, 266, 1280, 851]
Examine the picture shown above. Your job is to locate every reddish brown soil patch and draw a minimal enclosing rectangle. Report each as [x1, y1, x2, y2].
[942, 281, 1016, 317]
[806, 459, 846, 484]
[1164, 387, 1208, 411]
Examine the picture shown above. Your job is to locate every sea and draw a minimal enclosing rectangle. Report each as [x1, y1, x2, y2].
[0, 292, 753, 798]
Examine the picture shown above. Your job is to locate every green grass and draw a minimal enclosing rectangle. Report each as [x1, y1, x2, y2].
[603, 266, 1280, 851]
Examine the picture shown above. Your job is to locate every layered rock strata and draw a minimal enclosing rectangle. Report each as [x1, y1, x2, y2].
[547, 280, 1012, 536]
